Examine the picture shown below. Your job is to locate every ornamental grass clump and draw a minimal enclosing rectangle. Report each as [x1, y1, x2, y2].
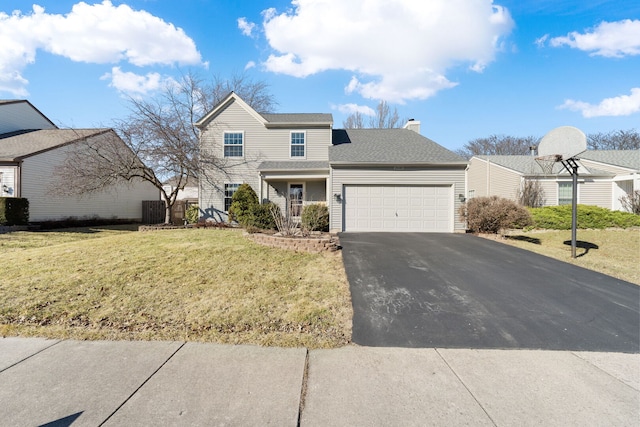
[459, 196, 532, 234]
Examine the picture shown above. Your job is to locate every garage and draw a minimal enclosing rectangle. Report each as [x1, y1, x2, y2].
[343, 184, 453, 232]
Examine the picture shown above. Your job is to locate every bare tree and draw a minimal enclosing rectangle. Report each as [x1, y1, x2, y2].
[55, 70, 276, 224]
[517, 178, 545, 208]
[620, 190, 640, 214]
[343, 100, 404, 129]
[456, 135, 539, 159]
[587, 129, 640, 150]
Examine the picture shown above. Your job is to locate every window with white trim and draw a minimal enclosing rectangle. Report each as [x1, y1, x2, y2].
[224, 132, 244, 158]
[290, 131, 305, 158]
[558, 182, 573, 205]
[224, 183, 240, 211]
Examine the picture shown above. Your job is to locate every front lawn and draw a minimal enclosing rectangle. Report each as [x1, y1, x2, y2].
[497, 229, 640, 285]
[0, 227, 352, 348]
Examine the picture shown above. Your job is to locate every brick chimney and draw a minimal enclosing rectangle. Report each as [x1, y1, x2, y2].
[403, 118, 420, 133]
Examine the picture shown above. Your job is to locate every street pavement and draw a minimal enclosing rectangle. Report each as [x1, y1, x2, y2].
[1, 337, 638, 426]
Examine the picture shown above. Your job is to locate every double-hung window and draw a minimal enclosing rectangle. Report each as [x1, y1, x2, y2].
[558, 182, 573, 205]
[224, 132, 244, 158]
[224, 183, 240, 212]
[290, 131, 305, 158]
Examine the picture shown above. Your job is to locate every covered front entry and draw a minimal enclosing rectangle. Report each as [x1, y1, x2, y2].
[343, 184, 453, 232]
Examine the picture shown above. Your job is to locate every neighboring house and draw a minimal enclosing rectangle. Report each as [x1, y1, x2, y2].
[196, 92, 467, 232]
[0, 100, 159, 222]
[162, 176, 198, 202]
[466, 150, 640, 211]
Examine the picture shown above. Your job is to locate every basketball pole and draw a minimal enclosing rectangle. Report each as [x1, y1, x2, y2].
[562, 158, 580, 258]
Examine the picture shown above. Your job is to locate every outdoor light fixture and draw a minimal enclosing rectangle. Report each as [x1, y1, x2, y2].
[2, 184, 8, 193]
[458, 193, 466, 202]
[333, 193, 342, 202]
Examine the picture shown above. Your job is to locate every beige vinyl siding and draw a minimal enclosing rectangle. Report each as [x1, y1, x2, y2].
[0, 165, 17, 196]
[198, 99, 331, 219]
[538, 180, 557, 206]
[21, 141, 159, 222]
[467, 157, 522, 200]
[331, 166, 466, 232]
[579, 180, 612, 209]
[466, 157, 488, 198]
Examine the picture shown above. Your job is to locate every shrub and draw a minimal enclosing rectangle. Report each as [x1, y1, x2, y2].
[228, 183, 258, 225]
[620, 190, 640, 215]
[459, 196, 532, 234]
[250, 202, 278, 230]
[185, 204, 200, 224]
[0, 197, 29, 226]
[301, 203, 329, 232]
[529, 205, 640, 229]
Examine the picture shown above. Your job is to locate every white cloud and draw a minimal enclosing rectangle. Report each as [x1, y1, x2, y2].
[548, 19, 640, 57]
[259, 0, 513, 102]
[238, 17, 256, 37]
[558, 88, 640, 118]
[244, 61, 257, 70]
[0, 1, 203, 95]
[333, 103, 376, 116]
[102, 67, 172, 96]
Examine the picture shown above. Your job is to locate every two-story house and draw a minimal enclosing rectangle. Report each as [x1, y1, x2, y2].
[196, 92, 467, 233]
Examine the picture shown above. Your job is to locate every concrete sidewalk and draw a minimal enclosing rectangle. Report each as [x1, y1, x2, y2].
[0, 338, 638, 426]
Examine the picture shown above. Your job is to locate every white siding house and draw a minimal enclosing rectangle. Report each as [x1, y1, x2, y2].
[196, 92, 468, 232]
[0, 101, 159, 222]
[467, 151, 640, 212]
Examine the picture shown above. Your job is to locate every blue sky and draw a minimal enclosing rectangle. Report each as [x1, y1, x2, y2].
[1, 0, 639, 151]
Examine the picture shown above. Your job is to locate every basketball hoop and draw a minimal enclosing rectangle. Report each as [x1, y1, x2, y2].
[534, 154, 562, 175]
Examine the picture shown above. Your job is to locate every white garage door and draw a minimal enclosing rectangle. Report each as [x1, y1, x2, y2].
[344, 185, 452, 232]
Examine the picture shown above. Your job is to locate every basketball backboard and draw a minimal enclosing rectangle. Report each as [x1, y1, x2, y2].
[537, 126, 587, 160]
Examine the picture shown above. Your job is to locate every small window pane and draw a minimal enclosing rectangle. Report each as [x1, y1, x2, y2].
[558, 182, 572, 205]
[224, 183, 240, 211]
[224, 132, 243, 157]
[290, 132, 305, 157]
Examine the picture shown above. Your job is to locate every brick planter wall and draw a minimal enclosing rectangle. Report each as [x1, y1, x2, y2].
[247, 233, 340, 253]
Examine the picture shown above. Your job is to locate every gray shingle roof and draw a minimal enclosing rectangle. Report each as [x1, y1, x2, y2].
[329, 129, 466, 165]
[258, 161, 330, 171]
[261, 113, 333, 125]
[579, 150, 640, 170]
[475, 155, 615, 176]
[0, 128, 109, 161]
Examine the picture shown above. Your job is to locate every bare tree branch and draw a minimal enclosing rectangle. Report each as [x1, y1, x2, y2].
[55, 70, 276, 224]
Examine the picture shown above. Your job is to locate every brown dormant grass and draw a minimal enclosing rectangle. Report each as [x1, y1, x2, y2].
[0, 227, 352, 348]
[496, 228, 640, 285]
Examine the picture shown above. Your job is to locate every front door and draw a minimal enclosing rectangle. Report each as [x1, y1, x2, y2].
[289, 183, 304, 217]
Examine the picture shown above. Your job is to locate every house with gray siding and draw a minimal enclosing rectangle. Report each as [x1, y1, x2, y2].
[196, 92, 467, 232]
[0, 100, 159, 222]
[467, 150, 639, 211]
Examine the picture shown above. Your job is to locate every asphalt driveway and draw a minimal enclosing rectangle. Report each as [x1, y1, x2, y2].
[340, 233, 640, 352]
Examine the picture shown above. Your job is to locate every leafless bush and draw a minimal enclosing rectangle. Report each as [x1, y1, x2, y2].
[269, 202, 298, 236]
[459, 196, 532, 234]
[517, 179, 545, 208]
[620, 190, 640, 215]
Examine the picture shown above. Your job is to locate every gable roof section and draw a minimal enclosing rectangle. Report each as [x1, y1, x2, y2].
[261, 113, 333, 128]
[329, 128, 466, 165]
[0, 128, 110, 161]
[474, 155, 615, 177]
[195, 91, 267, 129]
[258, 160, 330, 171]
[579, 150, 639, 171]
[0, 99, 58, 135]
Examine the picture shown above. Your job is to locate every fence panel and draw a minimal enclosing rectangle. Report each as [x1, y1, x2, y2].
[142, 200, 165, 224]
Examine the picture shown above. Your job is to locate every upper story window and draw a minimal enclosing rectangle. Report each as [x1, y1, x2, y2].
[558, 182, 573, 205]
[224, 132, 244, 158]
[290, 131, 305, 158]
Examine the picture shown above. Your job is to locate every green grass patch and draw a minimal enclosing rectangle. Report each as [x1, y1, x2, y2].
[499, 229, 640, 285]
[529, 205, 640, 230]
[0, 227, 352, 348]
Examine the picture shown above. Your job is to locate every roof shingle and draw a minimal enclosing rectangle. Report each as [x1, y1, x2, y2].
[0, 128, 109, 161]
